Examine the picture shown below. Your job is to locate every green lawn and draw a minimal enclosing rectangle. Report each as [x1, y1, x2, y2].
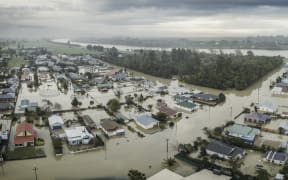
[6, 147, 46, 160]
[8, 55, 27, 68]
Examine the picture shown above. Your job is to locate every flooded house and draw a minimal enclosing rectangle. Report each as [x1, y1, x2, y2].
[244, 112, 272, 124]
[48, 115, 64, 130]
[264, 151, 287, 165]
[156, 101, 178, 118]
[14, 121, 37, 147]
[134, 113, 159, 130]
[0, 102, 14, 112]
[82, 115, 97, 129]
[64, 126, 93, 145]
[0, 93, 16, 103]
[191, 93, 219, 106]
[175, 100, 198, 112]
[206, 140, 245, 160]
[100, 119, 125, 137]
[257, 101, 278, 113]
[225, 123, 260, 144]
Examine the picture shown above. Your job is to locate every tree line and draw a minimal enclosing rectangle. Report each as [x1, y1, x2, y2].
[101, 48, 283, 90]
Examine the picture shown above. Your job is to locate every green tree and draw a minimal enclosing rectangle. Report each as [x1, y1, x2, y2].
[71, 97, 79, 107]
[155, 112, 168, 122]
[107, 98, 121, 112]
[256, 169, 270, 180]
[128, 169, 146, 180]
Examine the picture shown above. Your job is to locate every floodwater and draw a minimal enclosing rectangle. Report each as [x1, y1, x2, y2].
[4, 56, 288, 179]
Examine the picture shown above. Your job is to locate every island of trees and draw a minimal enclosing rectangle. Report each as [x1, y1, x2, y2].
[101, 48, 283, 90]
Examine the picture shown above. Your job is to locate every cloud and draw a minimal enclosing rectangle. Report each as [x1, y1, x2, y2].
[0, 0, 288, 38]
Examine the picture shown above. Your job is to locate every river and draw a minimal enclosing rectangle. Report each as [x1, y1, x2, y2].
[3, 41, 288, 180]
[52, 38, 288, 58]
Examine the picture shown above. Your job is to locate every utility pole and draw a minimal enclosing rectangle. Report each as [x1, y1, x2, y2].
[104, 136, 107, 160]
[166, 139, 169, 160]
[33, 165, 38, 180]
[208, 106, 211, 121]
[230, 106, 233, 121]
[257, 88, 260, 104]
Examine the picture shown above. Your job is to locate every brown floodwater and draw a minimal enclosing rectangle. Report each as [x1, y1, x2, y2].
[3, 61, 288, 180]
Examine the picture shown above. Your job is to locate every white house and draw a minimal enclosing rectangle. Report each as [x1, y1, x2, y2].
[64, 126, 93, 145]
[48, 115, 64, 130]
[257, 101, 278, 113]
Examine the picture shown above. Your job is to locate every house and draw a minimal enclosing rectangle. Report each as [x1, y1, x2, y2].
[19, 99, 39, 112]
[0, 93, 15, 103]
[170, 86, 190, 96]
[100, 119, 125, 137]
[148, 169, 231, 180]
[206, 140, 245, 160]
[48, 115, 64, 130]
[37, 66, 49, 73]
[225, 124, 260, 143]
[275, 173, 284, 180]
[148, 169, 183, 180]
[157, 101, 177, 118]
[257, 101, 278, 113]
[113, 71, 127, 81]
[244, 112, 271, 124]
[14, 122, 37, 147]
[192, 93, 219, 105]
[175, 100, 198, 112]
[0, 103, 14, 111]
[279, 122, 288, 134]
[134, 113, 159, 129]
[82, 115, 97, 129]
[64, 126, 93, 145]
[264, 151, 287, 165]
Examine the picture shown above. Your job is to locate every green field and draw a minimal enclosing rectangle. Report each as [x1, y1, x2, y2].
[19, 40, 101, 55]
[8, 55, 27, 67]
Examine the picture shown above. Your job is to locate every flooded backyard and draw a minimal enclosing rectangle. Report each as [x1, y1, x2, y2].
[3, 56, 288, 180]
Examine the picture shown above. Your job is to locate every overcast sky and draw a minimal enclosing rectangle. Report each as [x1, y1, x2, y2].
[1, 0, 288, 39]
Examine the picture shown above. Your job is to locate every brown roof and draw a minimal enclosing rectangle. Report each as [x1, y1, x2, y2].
[158, 105, 177, 116]
[15, 121, 37, 137]
[14, 121, 37, 145]
[101, 119, 121, 131]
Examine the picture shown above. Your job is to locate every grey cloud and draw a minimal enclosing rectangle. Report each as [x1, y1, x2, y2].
[86, 0, 288, 12]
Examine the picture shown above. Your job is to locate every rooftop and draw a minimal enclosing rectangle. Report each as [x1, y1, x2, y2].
[135, 114, 159, 126]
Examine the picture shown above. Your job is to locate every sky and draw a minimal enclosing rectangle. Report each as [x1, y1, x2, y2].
[1, 0, 288, 39]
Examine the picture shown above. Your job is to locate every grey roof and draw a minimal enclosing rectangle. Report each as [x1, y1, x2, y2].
[0, 103, 14, 110]
[135, 114, 158, 126]
[265, 151, 287, 162]
[206, 140, 244, 158]
[0, 93, 15, 99]
[244, 112, 271, 122]
[193, 93, 218, 101]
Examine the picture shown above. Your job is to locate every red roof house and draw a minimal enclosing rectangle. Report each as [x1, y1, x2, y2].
[14, 122, 37, 147]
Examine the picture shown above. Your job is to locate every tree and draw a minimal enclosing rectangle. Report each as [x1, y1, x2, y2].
[148, 104, 153, 111]
[218, 93, 226, 103]
[107, 98, 121, 112]
[256, 169, 270, 180]
[34, 71, 39, 88]
[154, 112, 168, 122]
[71, 97, 79, 107]
[128, 169, 146, 180]
[137, 94, 144, 104]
